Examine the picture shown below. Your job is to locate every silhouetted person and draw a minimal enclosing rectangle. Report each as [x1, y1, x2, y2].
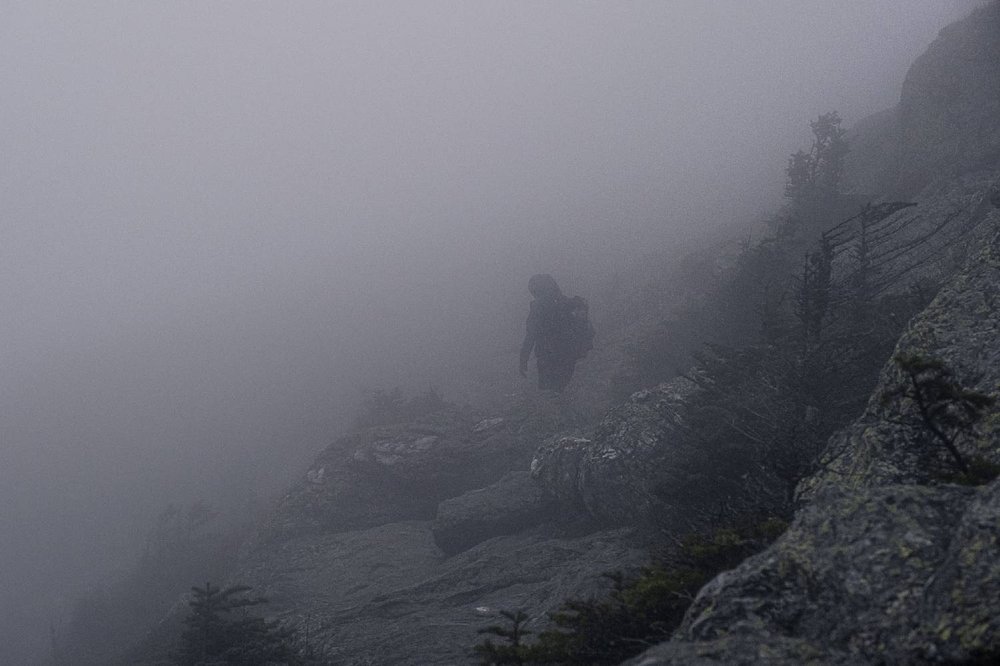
[519, 274, 593, 392]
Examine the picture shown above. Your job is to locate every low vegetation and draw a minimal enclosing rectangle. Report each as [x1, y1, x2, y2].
[882, 353, 999, 485]
[172, 582, 331, 666]
[474, 518, 787, 665]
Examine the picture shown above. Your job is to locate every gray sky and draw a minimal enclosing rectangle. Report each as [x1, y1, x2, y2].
[0, 1, 981, 662]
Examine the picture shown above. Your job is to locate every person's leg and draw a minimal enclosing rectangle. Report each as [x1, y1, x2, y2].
[536, 355, 557, 390]
[550, 360, 576, 392]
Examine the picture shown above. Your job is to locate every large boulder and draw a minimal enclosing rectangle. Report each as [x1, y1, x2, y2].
[432, 471, 557, 555]
[531, 374, 769, 532]
[265, 407, 539, 539]
[630, 479, 1000, 665]
[531, 377, 722, 529]
[802, 223, 1000, 497]
[126, 389, 645, 665]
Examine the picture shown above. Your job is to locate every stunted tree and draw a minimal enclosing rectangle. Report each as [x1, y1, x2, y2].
[785, 111, 849, 203]
[794, 234, 834, 341]
[475, 610, 532, 665]
[173, 582, 304, 666]
[881, 354, 997, 483]
[676, 199, 969, 514]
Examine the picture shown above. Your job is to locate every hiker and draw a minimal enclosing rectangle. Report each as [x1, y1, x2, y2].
[518, 274, 594, 392]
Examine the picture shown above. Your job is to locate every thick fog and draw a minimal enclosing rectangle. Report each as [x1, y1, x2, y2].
[0, 1, 981, 662]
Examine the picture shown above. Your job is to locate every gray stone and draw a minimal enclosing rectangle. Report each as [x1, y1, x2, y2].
[236, 521, 646, 665]
[632, 480, 1000, 664]
[843, 2, 1000, 198]
[801, 225, 1000, 498]
[432, 471, 556, 555]
[627, 630, 864, 666]
[894, 2, 1000, 196]
[532, 377, 742, 532]
[262, 406, 540, 540]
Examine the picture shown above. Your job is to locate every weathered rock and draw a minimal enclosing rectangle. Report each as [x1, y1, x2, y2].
[530, 435, 593, 509]
[844, 1, 1000, 198]
[802, 224, 1000, 496]
[534, 380, 702, 527]
[532, 377, 748, 531]
[236, 521, 646, 665]
[919, 479, 1000, 661]
[627, 629, 864, 666]
[347, 410, 526, 488]
[264, 406, 540, 539]
[432, 471, 557, 555]
[167, 14, 1000, 666]
[632, 224, 1000, 664]
[632, 480, 1000, 664]
[636, 220, 1000, 664]
[894, 1, 1000, 196]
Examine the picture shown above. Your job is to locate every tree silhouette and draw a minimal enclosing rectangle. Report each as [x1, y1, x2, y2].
[882, 354, 996, 482]
[785, 111, 848, 202]
[173, 582, 303, 666]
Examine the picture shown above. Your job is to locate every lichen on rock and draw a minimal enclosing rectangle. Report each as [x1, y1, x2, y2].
[530, 376, 721, 529]
[802, 225, 1000, 497]
[632, 479, 1000, 664]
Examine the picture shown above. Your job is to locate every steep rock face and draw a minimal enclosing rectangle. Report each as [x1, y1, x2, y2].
[627, 224, 1000, 664]
[634, 224, 1000, 666]
[842, 107, 899, 198]
[631, 209, 1000, 665]
[631, 479, 1000, 665]
[632, 32, 1000, 653]
[895, 0, 1000, 195]
[531, 377, 727, 530]
[844, 1, 1000, 198]
[803, 222, 1000, 495]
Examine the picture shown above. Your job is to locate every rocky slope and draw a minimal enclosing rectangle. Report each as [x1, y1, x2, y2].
[630, 228, 1000, 665]
[627, 5, 1000, 662]
[844, 1, 1000, 199]
[630, 479, 1000, 665]
[803, 218, 1000, 494]
[192, 5, 1000, 665]
[227, 394, 650, 665]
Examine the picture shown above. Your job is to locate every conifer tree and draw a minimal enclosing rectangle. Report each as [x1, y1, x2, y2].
[882, 354, 997, 483]
[785, 111, 848, 203]
[173, 582, 304, 666]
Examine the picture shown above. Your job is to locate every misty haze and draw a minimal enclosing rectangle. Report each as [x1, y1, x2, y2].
[2, 1, 998, 664]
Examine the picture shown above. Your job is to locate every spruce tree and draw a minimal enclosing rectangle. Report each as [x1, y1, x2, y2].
[172, 582, 303, 666]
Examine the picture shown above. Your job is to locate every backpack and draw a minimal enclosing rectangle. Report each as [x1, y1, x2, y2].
[563, 296, 595, 360]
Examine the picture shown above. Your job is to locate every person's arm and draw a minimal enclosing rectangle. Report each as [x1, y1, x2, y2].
[519, 303, 538, 377]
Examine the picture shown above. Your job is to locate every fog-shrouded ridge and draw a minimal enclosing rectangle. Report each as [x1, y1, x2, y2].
[0, 1, 983, 663]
